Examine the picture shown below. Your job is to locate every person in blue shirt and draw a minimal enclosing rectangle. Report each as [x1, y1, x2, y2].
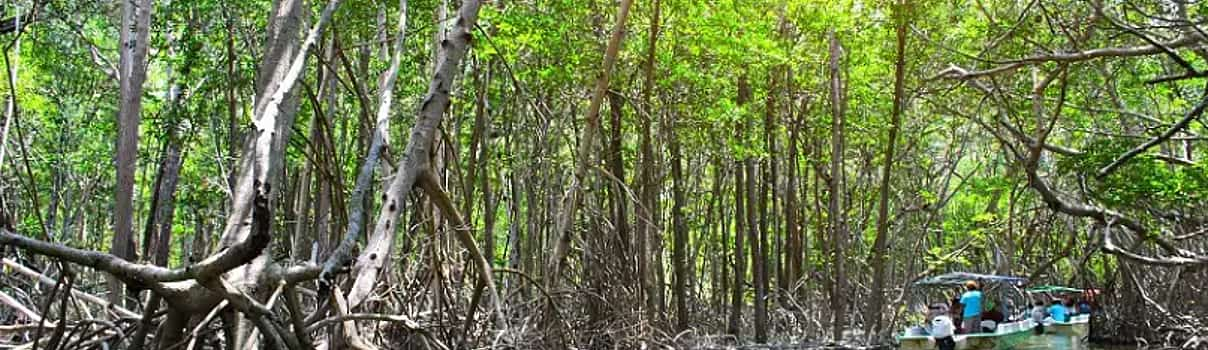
[1048, 300, 1068, 322]
[959, 281, 983, 333]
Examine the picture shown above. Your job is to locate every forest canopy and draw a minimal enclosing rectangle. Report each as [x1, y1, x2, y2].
[0, 0, 1206, 349]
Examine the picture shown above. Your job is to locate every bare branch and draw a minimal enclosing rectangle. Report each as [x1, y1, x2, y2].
[0, 229, 188, 284]
[933, 35, 1206, 80]
[1102, 220, 1208, 266]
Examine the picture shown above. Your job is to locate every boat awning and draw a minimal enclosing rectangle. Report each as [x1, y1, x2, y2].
[1026, 285, 1084, 293]
[913, 272, 1028, 287]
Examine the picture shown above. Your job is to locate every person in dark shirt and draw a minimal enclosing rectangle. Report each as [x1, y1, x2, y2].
[981, 304, 1005, 332]
[949, 297, 964, 334]
[1076, 298, 1092, 314]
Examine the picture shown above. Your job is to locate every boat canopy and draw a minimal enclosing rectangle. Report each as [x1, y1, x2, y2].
[1026, 285, 1084, 293]
[913, 272, 1028, 287]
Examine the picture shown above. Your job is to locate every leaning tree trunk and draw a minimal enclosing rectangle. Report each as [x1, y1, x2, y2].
[321, 0, 507, 331]
[545, 0, 634, 283]
[320, 0, 409, 281]
[210, 0, 342, 347]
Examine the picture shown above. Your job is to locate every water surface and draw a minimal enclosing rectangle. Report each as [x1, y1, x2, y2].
[1014, 334, 1132, 350]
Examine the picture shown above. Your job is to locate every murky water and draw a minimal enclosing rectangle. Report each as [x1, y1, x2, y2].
[1014, 335, 1132, 350]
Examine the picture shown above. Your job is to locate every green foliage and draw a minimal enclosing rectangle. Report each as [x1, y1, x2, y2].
[1058, 138, 1208, 208]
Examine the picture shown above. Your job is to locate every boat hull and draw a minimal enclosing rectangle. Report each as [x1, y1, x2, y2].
[1043, 314, 1090, 340]
[899, 320, 1035, 350]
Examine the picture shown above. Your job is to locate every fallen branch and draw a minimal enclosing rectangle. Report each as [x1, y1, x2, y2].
[0, 289, 45, 324]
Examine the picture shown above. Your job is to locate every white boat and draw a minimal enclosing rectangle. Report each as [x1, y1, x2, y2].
[1027, 285, 1094, 342]
[897, 272, 1035, 350]
[1042, 314, 1090, 340]
[899, 319, 1037, 350]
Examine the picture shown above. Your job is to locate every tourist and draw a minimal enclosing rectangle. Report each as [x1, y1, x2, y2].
[1031, 300, 1048, 334]
[927, 303, 956, 350]
[1077, 298, 1092, 314]
[959, 281, 983, 333]
[981, 303, 1005, 332]
[1049, 299, 1069, 322]
[950, 297, 963, 334]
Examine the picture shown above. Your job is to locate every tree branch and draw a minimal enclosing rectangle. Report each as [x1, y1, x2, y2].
[1096, 88, 1208, 178]
[0, 229, 188, 284]
[1101, 220, 1208, 266]
[933, 35, 1207, 80]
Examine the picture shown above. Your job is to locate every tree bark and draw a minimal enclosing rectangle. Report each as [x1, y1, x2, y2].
[744, 140, 761, 342]
[606, 91, 630, 262]
[224, 4, 239, 193]
[754, 67, 777, 345]
[785, 101, 802, 297]
[147, 142, 182, 268]
[110, 0, 153, 306]
[211, 0, 341, 346]
[670, 107, 689, 332]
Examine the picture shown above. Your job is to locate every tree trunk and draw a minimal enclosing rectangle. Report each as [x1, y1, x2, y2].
[110, 0, 153, 306]
[670, 107, 689, 332]
[867, 0, 909, 339]
[727, 74, 752, 338]
[754, 68, 777, 345]
[291, 159, 313, 261]
[214, 0, 339, 346]
[786, 99, 802, 298]
[479, 93, 496, 268]
[637, 0, 661, 321]
[224, 4, 239, 193]
[606, 91, 630, 263]
[710, 157, 726, 313]
[319, 0, 409, 280]
[744, 144, 762, 342]
[826, 29, 848, 341]
[147, 142, 182, 267]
